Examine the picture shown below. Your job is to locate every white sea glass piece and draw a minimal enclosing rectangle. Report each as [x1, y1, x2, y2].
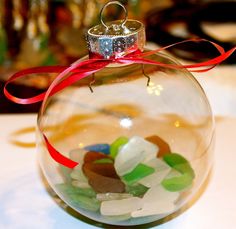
[96, 193, 133, 201]
[131, 185, 179, 217]
[103, 214, 131, 222]
[114, 136, 158, 176]
[70, 163, 90, 188]
[131, 201, 175, 217]
[138, 169, 170, 188]
[143, 184, 179, 203]
[69, 148, 87, 164]
[101, 197, 143, 216]
[71, 180, 91, 188]
[70, 167, 88, 180]
[139, 158, 171, 187]
[145, 158, 170, 170]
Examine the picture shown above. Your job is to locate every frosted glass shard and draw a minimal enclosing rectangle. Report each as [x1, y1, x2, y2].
[70, 164, 90, 188]
[143, 185, 179, 203]
[100, 197, 143, 216]
[96, 193, 133, 201]
[104, 214, 131, 222]
[145, 158, 171, 171]
[115, 136, 158, 176]
[131, 201, 175, 217]
[139, 158, 171, 187]
[70, 168, 88, 182]
[138, 169, 170, 188]
[72, 180, 91, 189]
[69, 148, 87, 164]
[131, 185, 179, 217]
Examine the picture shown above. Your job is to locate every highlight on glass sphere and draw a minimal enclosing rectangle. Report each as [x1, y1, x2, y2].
[36, 1, 214, 226]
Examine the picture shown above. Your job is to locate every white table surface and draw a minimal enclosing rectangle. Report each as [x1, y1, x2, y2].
[1, 65, 236, 229]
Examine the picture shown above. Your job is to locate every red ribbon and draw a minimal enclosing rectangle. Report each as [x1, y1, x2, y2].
[4, 39, 236, 168]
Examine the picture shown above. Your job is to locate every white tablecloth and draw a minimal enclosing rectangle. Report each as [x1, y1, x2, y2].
[1, 65, 236, 229]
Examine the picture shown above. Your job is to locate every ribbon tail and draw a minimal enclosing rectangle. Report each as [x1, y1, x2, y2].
[39, 59, 110, 168]
[4, 66, 68, 104]
[43, 134, 78, 168]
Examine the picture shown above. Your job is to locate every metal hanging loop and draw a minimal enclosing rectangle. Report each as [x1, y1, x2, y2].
[100, 1, 128, 30]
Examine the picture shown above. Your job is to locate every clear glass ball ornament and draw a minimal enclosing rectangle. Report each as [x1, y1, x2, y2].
[36, 1, 214, 226]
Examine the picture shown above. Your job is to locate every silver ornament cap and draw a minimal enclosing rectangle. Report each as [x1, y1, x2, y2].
[87, 1, 146, 59]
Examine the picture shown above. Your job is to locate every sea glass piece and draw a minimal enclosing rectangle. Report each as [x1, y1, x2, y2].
[163, 153, 195, 178]
[144, 158, 170, 170]
[145, 135, 171, 158]
[122, 164, 155, 185]
[70, 167, 88, 180]
[104, 214, 131, 222]
[138, 158, 171, 187]
[131, 202, 175, 218]
[100, 197, 143, 216]
[161, 153, 195, 191]
[131, 185, 179, 217]
[143, 184, 179, 204]
[83, 162, 125, 193]
[56, 183, 96, 198]
[69, 194, 100, 212]
[115, 136, 158, 176]
[84, 143, 110, 155]
[72, 180, 91, 189]
[163, 153, 193, 175]
[96, 193, 133, 201]
[138, 169, 170, 188]
[70, 164, 91, 188]
[110, 136, 129, 158]
[126, 184, 148, 197]
[59, 165, 72, 183]
[69, 148, 87, 163]
[69, 149, 87, 188]
[162, 173, 193, 192]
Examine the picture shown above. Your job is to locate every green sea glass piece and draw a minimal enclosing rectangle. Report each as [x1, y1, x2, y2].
[110, 136, 129, 158]
[122, 164, 155, 185]
[163, 153, 195, 178]
[56, 184, 99, 211]
[69, 194, 100, 212]
[126, 184, 148, 196]
[56, 183, 96, 198]
[161, 173, 193, 191]
[162, 153, 195, 191]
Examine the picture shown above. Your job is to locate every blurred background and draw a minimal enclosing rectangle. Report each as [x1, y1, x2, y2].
[0, 0, 236, 113]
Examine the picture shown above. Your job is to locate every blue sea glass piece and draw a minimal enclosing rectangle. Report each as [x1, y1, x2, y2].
[84, 144, 110, 155]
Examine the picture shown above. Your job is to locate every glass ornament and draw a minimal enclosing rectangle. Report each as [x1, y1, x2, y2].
[36, 1, 214, 226]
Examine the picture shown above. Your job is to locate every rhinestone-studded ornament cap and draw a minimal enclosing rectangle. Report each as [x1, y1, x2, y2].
[87, 1, 145, 59]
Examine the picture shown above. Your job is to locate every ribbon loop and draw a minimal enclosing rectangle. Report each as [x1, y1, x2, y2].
[3, 38, 236, 168]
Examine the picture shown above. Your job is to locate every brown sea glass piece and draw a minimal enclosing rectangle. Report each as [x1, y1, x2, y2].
[83, 163, 125, 193]
[83, 152, 125, 193]
[145, 135, 171, 158]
